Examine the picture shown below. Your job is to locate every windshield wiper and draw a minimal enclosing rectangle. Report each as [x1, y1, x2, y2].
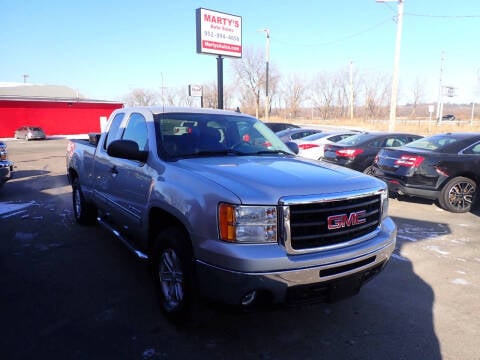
[252, 149, 293, 156]
[193, 149, 250, 156]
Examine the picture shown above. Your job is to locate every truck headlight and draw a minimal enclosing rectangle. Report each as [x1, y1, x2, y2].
[218, 203, 277, 243]
[380, 188, 389, 221]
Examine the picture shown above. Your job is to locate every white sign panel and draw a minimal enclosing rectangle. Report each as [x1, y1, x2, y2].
[189, 84, 203, 97]
[196, 8, 242, 58]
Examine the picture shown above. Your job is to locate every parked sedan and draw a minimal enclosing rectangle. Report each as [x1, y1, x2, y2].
[372, 132, 480, 213]
[275, 128, 322, 143]
[322, 132, 422, 174]
[14, 126, 46, 140]
[296, 131, 358, 160]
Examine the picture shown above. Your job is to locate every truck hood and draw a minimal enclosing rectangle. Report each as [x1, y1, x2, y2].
[175, 155, 385, 203]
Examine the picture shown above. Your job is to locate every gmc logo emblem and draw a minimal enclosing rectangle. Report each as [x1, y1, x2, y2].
[327, 210, 367, 230]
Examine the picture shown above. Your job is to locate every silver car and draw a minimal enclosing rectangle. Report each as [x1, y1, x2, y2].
[14, 126, 46, 140]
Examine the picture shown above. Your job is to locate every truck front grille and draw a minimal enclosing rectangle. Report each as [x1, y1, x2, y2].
[287, 194, 381, 251]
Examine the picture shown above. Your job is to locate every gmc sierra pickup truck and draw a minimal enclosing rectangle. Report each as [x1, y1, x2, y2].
[66, 106, 396, 322]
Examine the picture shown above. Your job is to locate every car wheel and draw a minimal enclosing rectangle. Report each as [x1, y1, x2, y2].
[438, 176, 476, 213]
[152, 227, 194, 323]
[72, 177, 97, 224]
[363, 166, 374, 176]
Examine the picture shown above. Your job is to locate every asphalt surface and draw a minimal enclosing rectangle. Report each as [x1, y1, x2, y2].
[1, 138, 479, 360]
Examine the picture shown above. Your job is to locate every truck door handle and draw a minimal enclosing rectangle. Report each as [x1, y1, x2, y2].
[111, 166, 118, 176]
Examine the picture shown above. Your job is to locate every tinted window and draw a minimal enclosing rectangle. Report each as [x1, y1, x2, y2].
[406, 134, 459, 151]
[337, 133, 377, 146]
[122, 113, 148, 151]
[463, 142, 480, 155]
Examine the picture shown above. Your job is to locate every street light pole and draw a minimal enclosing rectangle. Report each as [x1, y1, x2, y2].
[263, 28, 270, 121]
[377, 0, 404, 132]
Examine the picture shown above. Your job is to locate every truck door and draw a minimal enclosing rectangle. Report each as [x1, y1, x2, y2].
[94, 112, 152, 237]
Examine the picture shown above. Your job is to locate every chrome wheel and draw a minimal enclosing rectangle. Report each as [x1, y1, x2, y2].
[439, 177, 476, 213]
[158, 248, 184, 311]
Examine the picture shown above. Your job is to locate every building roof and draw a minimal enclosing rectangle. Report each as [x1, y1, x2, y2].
[0, 83, 119, 103]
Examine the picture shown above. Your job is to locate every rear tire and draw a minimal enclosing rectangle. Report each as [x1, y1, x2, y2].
[72, 178, 97, 224]
[152, 227, 194, 323]
[438, 176, 476, 213]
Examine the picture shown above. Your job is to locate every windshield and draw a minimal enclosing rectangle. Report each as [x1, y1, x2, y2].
[405, 134, 460, 151]
[336, 133, 377, 146]
[154, 112, 293, 159]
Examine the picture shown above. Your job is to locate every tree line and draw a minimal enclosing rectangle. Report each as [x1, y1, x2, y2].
[123, 47, 443, 120]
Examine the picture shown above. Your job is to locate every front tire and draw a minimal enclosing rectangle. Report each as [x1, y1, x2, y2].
[72, 178, 97, 224]
[152, 227, 194, 323]
[438, 176, 476, 213]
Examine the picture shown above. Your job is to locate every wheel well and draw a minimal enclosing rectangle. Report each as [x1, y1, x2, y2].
[148, 207, 190, 252]
[441, 172, 478, 190]
[68, 168, 78, 184]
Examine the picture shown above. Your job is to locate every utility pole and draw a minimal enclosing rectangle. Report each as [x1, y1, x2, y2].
[349, 60, 354, 121]
[376, 0, 404, 132]
[436, 51, 445, 123]
[263, 28, 270, 121]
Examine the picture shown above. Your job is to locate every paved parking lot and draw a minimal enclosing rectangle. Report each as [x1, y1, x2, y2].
[1, 138, 479, 360]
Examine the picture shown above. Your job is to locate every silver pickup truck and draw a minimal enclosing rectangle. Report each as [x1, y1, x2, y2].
[66, 106, 396, 322]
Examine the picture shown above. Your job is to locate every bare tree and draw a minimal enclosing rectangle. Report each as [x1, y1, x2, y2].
[409, 77, 424, 119]
[123, 88, 159, 106]
[358, 72, 391, 119]
[281, 74, 306, 118]
[232, 47, 265, 118]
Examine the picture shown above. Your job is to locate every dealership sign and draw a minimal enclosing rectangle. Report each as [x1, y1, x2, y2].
[196, 8, 242, 58]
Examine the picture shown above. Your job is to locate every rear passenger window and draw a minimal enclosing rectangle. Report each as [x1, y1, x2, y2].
[464, 143, 480, 155]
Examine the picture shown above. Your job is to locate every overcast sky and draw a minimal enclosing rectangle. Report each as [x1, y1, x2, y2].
[1, 0, 479, 104]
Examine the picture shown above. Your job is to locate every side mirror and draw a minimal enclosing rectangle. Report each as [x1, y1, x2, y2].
[286, 141, 299, 155]
[107, 139, 148, 162]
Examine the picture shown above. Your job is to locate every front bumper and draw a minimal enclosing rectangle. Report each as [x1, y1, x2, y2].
[195, 217, 396, 306]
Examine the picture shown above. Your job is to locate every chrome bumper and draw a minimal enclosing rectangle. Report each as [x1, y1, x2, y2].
[195, 217, 396, 306]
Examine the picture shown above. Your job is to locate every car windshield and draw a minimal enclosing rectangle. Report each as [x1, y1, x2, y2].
[405, 134, 460, 151]
[154, 112, 293, 159]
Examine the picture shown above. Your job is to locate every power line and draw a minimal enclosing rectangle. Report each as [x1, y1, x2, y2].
[273, 17, 392, 48]
[405, 12, 480, 18]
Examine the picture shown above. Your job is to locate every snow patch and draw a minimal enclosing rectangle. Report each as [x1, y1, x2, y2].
[452, 278, 468, 286]
[0, 201, 36, 217]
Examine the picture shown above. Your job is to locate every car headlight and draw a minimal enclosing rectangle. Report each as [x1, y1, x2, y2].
[218, 203, 277, 243]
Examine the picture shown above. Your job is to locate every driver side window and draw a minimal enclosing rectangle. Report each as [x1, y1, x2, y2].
[122, 113, 148, 151]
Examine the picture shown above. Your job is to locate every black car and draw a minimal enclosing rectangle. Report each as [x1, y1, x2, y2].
[441, 114, 456, 121]
[372, 132, 480, 213]
[322, 132, 422, 174]
[264, 122, 300, 132]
